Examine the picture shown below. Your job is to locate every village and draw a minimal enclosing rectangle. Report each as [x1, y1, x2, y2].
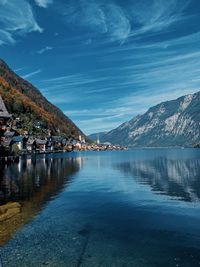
[0, 95, 127, 160]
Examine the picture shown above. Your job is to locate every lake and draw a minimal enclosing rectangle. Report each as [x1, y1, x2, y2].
[1, 149, 200, 267]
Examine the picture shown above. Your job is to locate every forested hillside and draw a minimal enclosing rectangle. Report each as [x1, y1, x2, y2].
[0, 59, 83, 138]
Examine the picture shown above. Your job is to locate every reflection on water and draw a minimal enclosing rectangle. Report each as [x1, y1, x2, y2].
[116, 157, 200, 202]
[0, 155, 84, 204]
[1, 150, 200, 267]
[0, 154, 85, 245]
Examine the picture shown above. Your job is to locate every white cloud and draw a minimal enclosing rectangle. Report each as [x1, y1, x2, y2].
[0, 0, 42, 45]
[14, 67, 26, 72]
[0, 29, 15, 45]
[22, 69, 41, 79]
[63, 0, 131, 43]
[129, 0, 190, 37]
[34, 0, 53, 8]
[105, 4, 131, 42]
[115, 89, 200, 110]
[37, 46, 53, 54]
[61, 0, 190, 43]
[74, 116, 123, 135]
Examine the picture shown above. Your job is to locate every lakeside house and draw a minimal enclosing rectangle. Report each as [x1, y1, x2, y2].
[46, 136, 53, 151]
[4, 130, 16, 139]
[12, 136, 27, 151]
[27, 138, 36, 152]
[1, 131, 128, 154]
[36, 139, 47, 152]
[0, 94, 127, 156]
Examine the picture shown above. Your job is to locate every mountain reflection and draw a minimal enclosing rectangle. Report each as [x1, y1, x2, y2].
[116, 157, 200, 202]
[0, 156, 84, 204]
[0, 155, 85, 245]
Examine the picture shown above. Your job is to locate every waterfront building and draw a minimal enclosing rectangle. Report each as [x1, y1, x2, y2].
[36, 139, 47, 152]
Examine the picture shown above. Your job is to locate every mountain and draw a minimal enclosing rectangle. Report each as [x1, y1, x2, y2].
[100, 91, 200, 147]
[0, 59, 83, 138]
[194, 143, 200, 148]
[88, 131, 108, 142]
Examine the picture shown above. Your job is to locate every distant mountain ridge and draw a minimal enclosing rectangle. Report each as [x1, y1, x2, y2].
[88, 131, 108, 142]
[0, 59, 83, 138]
[98, 91, 200, 147]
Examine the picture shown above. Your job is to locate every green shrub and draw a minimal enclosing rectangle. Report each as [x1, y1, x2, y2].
[12, 144, 20, 156]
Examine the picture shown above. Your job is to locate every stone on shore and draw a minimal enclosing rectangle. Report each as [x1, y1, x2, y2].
[0, 202, 21, 222]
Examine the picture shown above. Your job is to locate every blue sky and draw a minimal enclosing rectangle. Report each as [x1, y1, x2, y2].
[1, 0, 200, 134]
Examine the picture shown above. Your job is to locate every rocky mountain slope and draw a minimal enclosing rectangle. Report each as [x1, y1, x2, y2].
[0, 59, 83, 138]
[100, 91, 200, 147]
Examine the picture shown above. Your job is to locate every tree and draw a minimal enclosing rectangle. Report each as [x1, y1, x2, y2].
[12, 144, 20, 156]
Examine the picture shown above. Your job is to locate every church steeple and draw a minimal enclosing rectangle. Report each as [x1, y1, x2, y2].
[97, 134, 100, 145]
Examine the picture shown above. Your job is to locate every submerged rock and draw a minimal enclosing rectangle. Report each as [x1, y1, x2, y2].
[0, 202, 21, 222]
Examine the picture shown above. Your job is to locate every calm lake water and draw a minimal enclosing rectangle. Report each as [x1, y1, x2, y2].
[1, 149, 200, 267]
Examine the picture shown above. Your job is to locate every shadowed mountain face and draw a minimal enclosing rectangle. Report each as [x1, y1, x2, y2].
[100, 91, 200, 147]
[115, 157, 200, 202]
[0, 59, 83, 138]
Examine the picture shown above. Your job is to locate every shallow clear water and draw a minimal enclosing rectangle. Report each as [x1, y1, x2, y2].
[1, 149, 200, 267]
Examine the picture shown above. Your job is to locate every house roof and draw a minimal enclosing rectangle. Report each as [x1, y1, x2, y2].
[72, 140, 80, 145]
[36, 139, 47, 145]
[61, 138, 67, 145]
[52, 136, 62, 142]
[4, 131, 15, 138]
[27, 138, 36, 145]
[0, 95, 12, 119]
[12, 136, 25, 142]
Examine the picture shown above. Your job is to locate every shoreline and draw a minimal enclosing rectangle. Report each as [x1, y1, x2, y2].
[0, 145, 128, 164]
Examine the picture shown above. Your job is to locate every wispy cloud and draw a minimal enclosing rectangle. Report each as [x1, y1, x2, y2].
[40, 73, 109, 96]
[37, 31, 200, 133]
[0, 0, 42, 45]
[74, 116, 124, 135]
[22, 69, 41, 79]
[68, 86, 200, 135]
[64, 106, 137, 118]
[0, 29, 15, 45]
[1, 0, 196, 135]
[36, 46, 53, 54]
[114, 88, 200, 113]
[34, 0, 53, 8]
[49, 45, 200, 134]
[14, 67, 26, 72]
[62, 0, 131, 43]
[60, 0, 190, 43]
[129, 0, 190, 37]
